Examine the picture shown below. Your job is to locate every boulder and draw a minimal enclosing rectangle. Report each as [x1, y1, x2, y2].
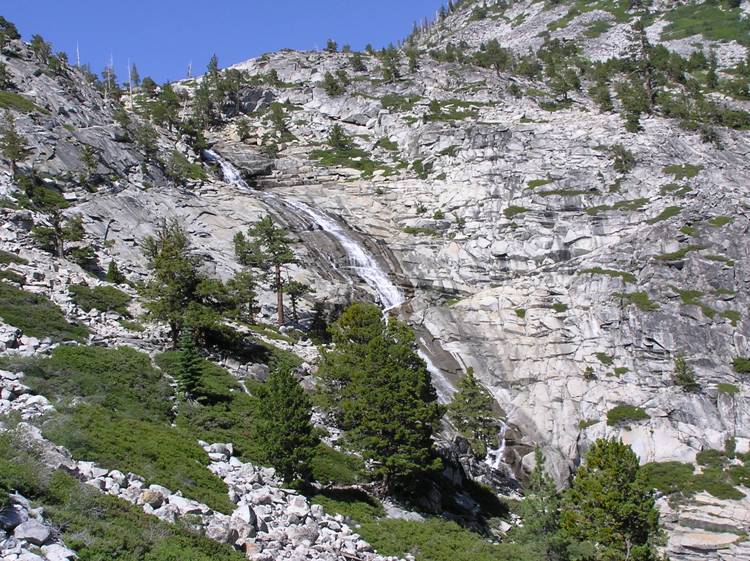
[42, 544, 77, 561]
[13, 519, 51, 545]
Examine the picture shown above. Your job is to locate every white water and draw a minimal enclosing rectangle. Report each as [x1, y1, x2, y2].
[485, 420, 509, 472]
[207, 150, 456, 403]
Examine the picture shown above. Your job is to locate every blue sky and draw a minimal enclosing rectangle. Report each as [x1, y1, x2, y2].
[1, 1, 445, 84]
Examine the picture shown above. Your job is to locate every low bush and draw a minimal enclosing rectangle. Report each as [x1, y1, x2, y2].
[69, 283, 131, 315]
[310, 444, 366, 486]
[0, 282, 89, 341]
[732, 357, 750, 373]
[606, 404, 649, 426]
[359, 518, 537, 561]
[639, 461, 695, 495]
[614, 291, 659, 312]
[0, 249, 28, 265]
[310, 488, 384, 524]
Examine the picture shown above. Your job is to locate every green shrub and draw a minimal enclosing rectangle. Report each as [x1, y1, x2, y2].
[552, 303, 568, 313]
[376, 137, 398, 151]
[504, 206, 529, 219]
[515, 308, 527, 319]
[662, 164, 703, 179]
[311, 488, 384, 524]
[696, 449, 725, 469]
[579, 268, 636, 284]
[69, 283, 131, 315]
[359, 518, 536, 561]
[732, 357, 750, 374]
[717, 383, 739, 395]
[0, 249, 28, 265]
[0, 269, 24, 284]
[24, 345, 172, 421]
[639, 461, 695, 495]
[527, 178, 554, 189]
[0, 282, 89, 341]
[692, 468, 745, 500]
[44, 405, 235, 513]
[647, 206, 682, 224]
[708, 216, 733, 227]
[595, 353, 614, 366]
[0, 91, 43, 113]
[614, 291, 659, 312]
[662, 2, 750, 46]
[381, 93, 420, 112]
[402, 226, 439, 236]
[606, 404, 649, 426]
[310, 444, 365, 485]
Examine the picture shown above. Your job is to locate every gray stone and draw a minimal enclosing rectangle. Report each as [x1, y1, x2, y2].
[13, 520, 50, 545]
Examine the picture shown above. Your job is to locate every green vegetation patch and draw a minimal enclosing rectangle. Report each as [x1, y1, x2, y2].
[527, 178, 554, 189]
[732, 357, 750, 374]
[69, 283, 131, 315]
[0, 249, 28, 265]
[359, 518, 535, 561]
[656, 244, 705, 261]
[708, 216, 733, 227]
[606, 404, 650, 426]
[662, 163, 704, 180]
[0, 282, 89, 341]
[580, 267, 636, 284]
[662, 2, 750, 46]
[310, 147, 391, 179]
[614, 291, 659, 311]
[552, 303, 568, 313]
[515, 308, 527, 319]
[402, 226, 439, 237]
[639, 461, 695, 495]
[595, 353, 614, 366]
[504, 205, 529, 219]
[0, 433, 242, 560]
[717, 383, 739, 395]
[647, 206, 682, 224]
[310, 445, 366, 486]
[0, 91, 44, 113]
[381, 93, 421, 112]
[310, 488, 384, 524]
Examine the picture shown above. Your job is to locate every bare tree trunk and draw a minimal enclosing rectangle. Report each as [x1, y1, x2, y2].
[275, 264, 284, 326]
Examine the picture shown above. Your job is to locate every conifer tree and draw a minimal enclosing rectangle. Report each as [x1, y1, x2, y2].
[350, 52, 367, 72]
[561, 439, 660, 561]
[511, 447, 566, 560]
[322, 71, 344, 96]
[106, 260, 126, 284]
[447, 368, 500, 458]
[177, 330, 203, 399]
[234, 216, 295, 326]
[30, 34, 51, 64]
[254, 363, 318, 483]
[327, 124, 353, 151]
[0, 63, 13, 90]
[284, 280, 311, 322]
[226, 270, 257, 322]
[129, 63, 140, 87]
[0, 112, 29, 178]
[319, 303, 443, 492]
[80, 144, 98, 186]
[673, 354, 699, 392]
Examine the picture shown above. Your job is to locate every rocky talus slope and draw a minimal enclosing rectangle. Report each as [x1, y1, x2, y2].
[2, 0, 750, 559]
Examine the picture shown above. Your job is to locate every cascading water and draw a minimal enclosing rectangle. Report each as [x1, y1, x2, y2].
[206, 149, 456, 401]
[485, 420, 509, 472]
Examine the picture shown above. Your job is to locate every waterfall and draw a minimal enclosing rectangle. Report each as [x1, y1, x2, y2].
[485, 420, 509, 472]
[206, 149, 456, 402]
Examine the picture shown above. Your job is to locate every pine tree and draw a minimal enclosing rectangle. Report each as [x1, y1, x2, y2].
[226, 270, 257, 322]
[80, 144, 98, 186]
[177, 330, 203, 399]
[322, 71, 344, 96]
[129, 63, 140, 87]
[0, 112, 29, 178]
[511, 447, 567, 560]
[327, 124, 353, 151]
[325, 39, 338, 53]
[106, 260, 126, 284]
[234, 216, 295, 326]
[0, 62, 13, 90]
[29, 34, 51, 64]
[673, 354, 700, 392]
[133, 123, 158, 161]
[319, 303, 443, 492]
[254, 363, 318, 483]
[706, 51, 719, 90]
[447, 368, 500, 458]
[284, 280, 311, 322]
[350, 52, 367, 72]
[236, 117, 252, 141]
[141, 219, 203, 346]
[561, 439, 660, 561]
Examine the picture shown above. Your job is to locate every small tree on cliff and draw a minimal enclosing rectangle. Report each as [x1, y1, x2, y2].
[0, 112, 30, 178]
[234, 215, 295, 326]
[447, 368, 500, 459]
[177, 330, 203, 399]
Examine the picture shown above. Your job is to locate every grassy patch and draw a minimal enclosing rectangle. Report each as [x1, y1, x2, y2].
[402, 226, 439, 237]
[722, 310, 741, 326]
[579, 419, 599, 430]
[613, 366, 629, 376]
[584, 19, 612, 38]
[0, 91, 44, 113]
[310, 488, 384, 524]
[708, 216, 733, 227]
[381, 93, 421, 112]
[0, 282, 89, 341]
[537, 188, 591, 197]
[580, 267, 636, 284]
[119, 319, 145, 332]
[310, 147, 389, 179]
[662, 164, 703, 180]
[515, 308, 527, 319]
[639, 461, 695, 495]
[504, 206, 529, 219]
[732, 357, 750, 374]
[0, 434, 244, 561]
[552, 303, 568, 313]
[595, 353, 614, 366]
[606, 404, 649, 426]
[661, 183, 692, 196]
[647, 206, 682, 224]
[656, 244, 704, 261]
[69, 283, 131, 315]
[310, 444, 366, 486]
[717, 383, 739, 395]
[614, 291, 659, 311]
[359, 518, 535, 561]
[527, 178, 554, 189]
[0, 250, 28, 265]
[376, 137, 398, 151]
[424, 99, 480, 122]
[662, 2, 750, 46]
